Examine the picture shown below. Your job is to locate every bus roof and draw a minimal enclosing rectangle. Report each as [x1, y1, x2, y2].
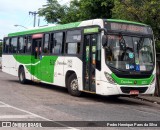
[106, 19, 148, 26]
[8, 19, 149, 37]
[8, 21, 81, 37]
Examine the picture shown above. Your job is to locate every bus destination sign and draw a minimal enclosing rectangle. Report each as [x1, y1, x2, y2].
[105, 22, 152, 34]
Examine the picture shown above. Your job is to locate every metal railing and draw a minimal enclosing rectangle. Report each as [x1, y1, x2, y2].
[0, 57, 1, 69]
[156, 53, 160, 96]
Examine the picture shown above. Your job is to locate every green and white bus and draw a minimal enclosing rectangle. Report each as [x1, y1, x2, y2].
[2, 19, 156, 96]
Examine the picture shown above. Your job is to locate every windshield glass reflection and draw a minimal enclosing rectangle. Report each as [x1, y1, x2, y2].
[105, 35, 154, 72]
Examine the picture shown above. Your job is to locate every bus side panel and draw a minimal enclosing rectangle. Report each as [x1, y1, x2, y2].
[2, 55, 18, 77]
[95, 49, 121, 95]
[13, 55, 32, 80]
[53, 57, 65, 87]
[64, 57, 83, 90]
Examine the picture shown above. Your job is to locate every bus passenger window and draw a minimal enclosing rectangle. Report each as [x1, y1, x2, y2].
[18, 37, 25, 53]
[66, 30, 81, 54]
[3, 38, 10, 53]
[53, 32, 63, 54]
[43, 34, 50, 54]
[26, 36, 32, 53]
[67, 43, 81, 54]
[11, 37, 17, 53]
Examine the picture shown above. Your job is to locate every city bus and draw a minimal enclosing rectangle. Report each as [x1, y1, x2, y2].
[2, 19, 156, 96]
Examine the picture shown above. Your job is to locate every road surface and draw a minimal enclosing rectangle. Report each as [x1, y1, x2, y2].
[0, 70, 160, 130]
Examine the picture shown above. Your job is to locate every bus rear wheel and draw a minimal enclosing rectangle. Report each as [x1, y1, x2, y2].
[18, 67, 27, 84]
[67, 73, 81, 96]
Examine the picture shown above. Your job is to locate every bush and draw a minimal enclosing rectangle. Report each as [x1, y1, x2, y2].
[156, 40, 160, 53]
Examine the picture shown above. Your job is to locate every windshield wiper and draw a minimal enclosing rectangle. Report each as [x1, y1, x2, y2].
[119, 34, 126, 51]
[137, 38, 144, 51]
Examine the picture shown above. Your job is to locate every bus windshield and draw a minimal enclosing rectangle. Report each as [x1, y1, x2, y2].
[105, 35, 154, 72]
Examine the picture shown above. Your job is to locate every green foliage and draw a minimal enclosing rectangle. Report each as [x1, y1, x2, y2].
[75, 0, 114, 21]
[59, 0, 81, 23]
[38, 0, 114, 24]
[112, 0, 160, 52]
[38, 0, 65, 23]
[156, 41, 160, 52]
[39, 0, 160, 51]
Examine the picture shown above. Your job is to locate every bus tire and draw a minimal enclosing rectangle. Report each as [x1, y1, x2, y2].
[67, 73, 81, 96]
[18, 67, 27, 84]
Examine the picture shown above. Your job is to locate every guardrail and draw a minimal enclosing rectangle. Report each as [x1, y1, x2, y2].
[156, 53, 160, 96]
[0, 57, 1, 69]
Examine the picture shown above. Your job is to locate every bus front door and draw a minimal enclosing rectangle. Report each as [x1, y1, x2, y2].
[32, 38, 42, 81]
[84, 34, 98, 92]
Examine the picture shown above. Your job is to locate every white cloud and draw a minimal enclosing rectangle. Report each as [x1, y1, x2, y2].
[0, 0, 70, 13]
[0, 0, 47, 39]
[0, 19, 17, 38]
[0, 0, 47, 12]
[0, 0, 70, 39]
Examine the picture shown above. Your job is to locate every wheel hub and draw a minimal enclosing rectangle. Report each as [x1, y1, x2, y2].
[70, 79, 78, 91]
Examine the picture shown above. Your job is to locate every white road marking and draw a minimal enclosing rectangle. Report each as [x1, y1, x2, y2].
[0, 105, 10, 107]
[0, 115, 35, 119]
[0, 101, 79, 130]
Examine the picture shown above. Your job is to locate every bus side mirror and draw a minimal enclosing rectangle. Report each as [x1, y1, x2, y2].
[99, 28, 107, 35]
[102, 35, 108, 47]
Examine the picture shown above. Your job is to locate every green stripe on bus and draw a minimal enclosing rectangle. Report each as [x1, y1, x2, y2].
[107, 19, 148, 26]
[111, 73, 154, 85]
[84, 27, 99, 34]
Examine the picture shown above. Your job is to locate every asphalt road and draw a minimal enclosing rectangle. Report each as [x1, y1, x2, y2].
[0, 70, 160, 130]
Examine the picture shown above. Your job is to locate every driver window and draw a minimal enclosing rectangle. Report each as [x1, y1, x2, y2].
[106, 35, 120, 62]
[105, 35, 134, 70]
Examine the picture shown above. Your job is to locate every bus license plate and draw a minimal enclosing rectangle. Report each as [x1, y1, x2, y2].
[130, 90, 139, 95]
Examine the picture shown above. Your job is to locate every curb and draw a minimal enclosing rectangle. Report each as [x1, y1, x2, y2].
[134, 96, 160, 105]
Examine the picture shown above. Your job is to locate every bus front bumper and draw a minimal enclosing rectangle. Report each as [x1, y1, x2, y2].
[96, 81, 156, 96]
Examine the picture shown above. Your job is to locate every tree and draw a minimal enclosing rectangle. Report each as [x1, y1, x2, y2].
[38, 0, 160, 51]
[74, 0, 114, 21]
[112, 0, 160, 52]
[58, 0, 81, 24]
[38, 0, 65, 23]
[38, 0, 114, 24]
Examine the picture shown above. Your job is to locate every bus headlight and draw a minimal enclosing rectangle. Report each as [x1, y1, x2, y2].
[150, 75, 156, 85]
[104, 72, 116, 84]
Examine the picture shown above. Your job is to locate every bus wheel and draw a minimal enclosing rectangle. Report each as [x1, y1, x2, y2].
[67, 73, 81, 96]
[18, 67, 27, 84]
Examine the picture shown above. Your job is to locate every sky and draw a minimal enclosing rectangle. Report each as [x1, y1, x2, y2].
[0, 0, 70, 40]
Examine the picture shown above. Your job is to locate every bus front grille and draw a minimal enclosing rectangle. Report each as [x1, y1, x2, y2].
[120, 87, 148, 94]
